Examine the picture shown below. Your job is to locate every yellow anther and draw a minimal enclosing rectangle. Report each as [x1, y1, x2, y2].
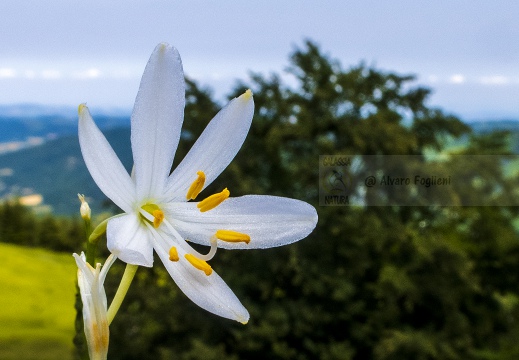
[186, 171, 206, 200]
[242, 89, 253, 100]
[169, 246, 179, 262]
[185, 254, 212, 276]
[197, 188, 230, 212]
[216, 230, 251, 244]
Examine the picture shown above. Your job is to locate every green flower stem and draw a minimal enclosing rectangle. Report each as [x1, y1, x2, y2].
[107, 263, 139, 325]
[85, 218, 111, 268]
[82, 218, 97, 267]
[89, 218, 108, 243]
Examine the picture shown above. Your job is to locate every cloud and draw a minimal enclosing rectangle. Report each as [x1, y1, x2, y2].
[72, 68, 102, 79]
[449, 74, 465, 84]
[0, 68, 16, 78]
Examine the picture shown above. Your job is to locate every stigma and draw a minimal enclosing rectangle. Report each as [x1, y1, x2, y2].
[197, 188, 230, 212]
[141, 203, 165, 228]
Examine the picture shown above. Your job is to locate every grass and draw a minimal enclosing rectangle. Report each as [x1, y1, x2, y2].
[0, 242, 76, 360]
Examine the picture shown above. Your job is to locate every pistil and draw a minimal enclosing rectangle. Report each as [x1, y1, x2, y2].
[141, 203, 165, 228]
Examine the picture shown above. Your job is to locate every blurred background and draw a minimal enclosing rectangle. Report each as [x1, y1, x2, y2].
[1, 1, 519, 359]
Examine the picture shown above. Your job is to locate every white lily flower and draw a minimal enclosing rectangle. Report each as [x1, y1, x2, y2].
[78, 43, 318, 323]
[74, 253, 116, 360]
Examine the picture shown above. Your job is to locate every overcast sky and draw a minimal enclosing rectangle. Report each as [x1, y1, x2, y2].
[0, 1, 517, 120]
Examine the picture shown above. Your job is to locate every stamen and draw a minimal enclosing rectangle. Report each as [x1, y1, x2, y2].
[186, 171, 206, 200]
[169, 246, 179, 262]
[185, 254, 212, 276]
[216, 230, 251, 244]
[197, 188, 230, 212]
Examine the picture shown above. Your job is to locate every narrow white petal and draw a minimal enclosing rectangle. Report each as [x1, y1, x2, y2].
[164, 195, 318, 249]
[99, 254, 117, 284]
[164, 91, 254, 202]
[78, 105, 135, 213]
[151, 233, 249, 323]
[132, 43, 185, 199]
[107, 213, 154, 267]
[73, 253, 94, 292]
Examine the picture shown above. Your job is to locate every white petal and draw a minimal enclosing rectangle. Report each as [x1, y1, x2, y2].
[107, 213, 154, 267]
[131, 43, 185, 199]
[78, 105, 136, 213]
[99, 254, 117, 284]
[73, 252, 94, 289]
[151, 232, 249, 323]
[164, 195, 318, 249]
[164, 91, 254, 202]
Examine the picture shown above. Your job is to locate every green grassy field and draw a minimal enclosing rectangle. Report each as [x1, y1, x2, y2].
[0, 242, 76, 360]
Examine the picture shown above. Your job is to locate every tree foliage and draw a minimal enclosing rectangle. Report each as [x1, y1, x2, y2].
[0, 200, 83, 252]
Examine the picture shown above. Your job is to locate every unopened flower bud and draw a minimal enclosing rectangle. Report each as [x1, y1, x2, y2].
[74, 252, 115, 360]
[78, 194, 91, 221]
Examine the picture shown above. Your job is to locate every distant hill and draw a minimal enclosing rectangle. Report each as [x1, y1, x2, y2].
[0, 127, 132, 214]
[0, 104, 130, 154]
[468, 119, 519, 134]
[0, 114, 129, 143]
[1, 113, 519, 214]
[467, 119, 519, 153]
